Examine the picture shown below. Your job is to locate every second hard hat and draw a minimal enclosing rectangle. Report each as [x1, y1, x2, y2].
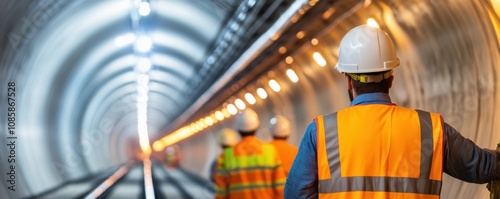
[269, 115, 291, 138]
[216, 128, 239, 147]
[236, 108, 260, 132]
[335, 25, 400, 74]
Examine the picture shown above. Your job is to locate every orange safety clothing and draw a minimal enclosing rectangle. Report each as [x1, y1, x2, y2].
[215, 136, 287, 199]
[316, 105, 444, 199]
[271, 140, 298, 175]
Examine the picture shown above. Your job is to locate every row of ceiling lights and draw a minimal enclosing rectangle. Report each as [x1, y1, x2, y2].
[151, 64, 310, 151]
[131, 0, 153, 156]
[131, 1, 157, 199]
[152, 18, 380, 152]
[152, 49, 327, 152]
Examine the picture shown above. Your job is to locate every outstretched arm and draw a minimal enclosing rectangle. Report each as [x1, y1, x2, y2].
[443, 122, 500, 183]
[284, 122, 319, 198]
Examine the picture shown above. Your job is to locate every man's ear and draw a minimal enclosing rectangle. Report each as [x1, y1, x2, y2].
[388, 75, 394, 89]
[345, 74, 353, 90]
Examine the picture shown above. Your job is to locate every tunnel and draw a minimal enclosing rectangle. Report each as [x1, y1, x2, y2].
[0, 0, 499, 198]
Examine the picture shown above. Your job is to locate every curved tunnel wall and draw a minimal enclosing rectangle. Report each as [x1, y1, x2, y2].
[177, 1, 499, 199]
[0, 0, 229, 197]
[0, 0, 498, 198]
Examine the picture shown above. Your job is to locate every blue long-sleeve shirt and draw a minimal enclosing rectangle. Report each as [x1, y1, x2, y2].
[284, 93, 500, 198]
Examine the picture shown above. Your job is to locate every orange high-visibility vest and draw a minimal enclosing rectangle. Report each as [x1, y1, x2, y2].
[316, 105, 444, 199]
[271, 140, 298, 175]
[215, 136, 286, 199]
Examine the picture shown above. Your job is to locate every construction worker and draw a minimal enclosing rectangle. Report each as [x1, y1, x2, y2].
[284, 24, 500, 198]
[269, 115, 298, 175]
[210, 128, 239, 182]
[215, 108, 287, 199]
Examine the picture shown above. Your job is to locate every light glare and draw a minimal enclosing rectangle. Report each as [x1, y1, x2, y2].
[256, 88, 268, 99]
[139, 2, 151, 16]
[286, 69, 299, 83]
[245, 93, 256, 105]
[227, 104, 238, 115]
[269, 79, 281, 92]
[234, 99, 246, 110]
[313, 52, 327, 67]
[222, 108, 231, 118]
[137, 58, 151, 72]
[205, 116, 214, 126]
[135, 36, 152, 53]
[215, 111, 224, 121]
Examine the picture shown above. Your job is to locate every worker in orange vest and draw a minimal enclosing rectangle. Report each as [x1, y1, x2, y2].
[210, 128, 239, 183]
[215, 108, 287, 199]
[269, 115, 298, 175]
[284, 24, 500, 198]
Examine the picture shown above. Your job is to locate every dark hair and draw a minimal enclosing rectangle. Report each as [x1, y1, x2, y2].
[348, 72, 392, 95]
[239, 130, 256, 136]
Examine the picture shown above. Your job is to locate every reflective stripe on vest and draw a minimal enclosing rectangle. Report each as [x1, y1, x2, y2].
[223, 144, 278, 171]
[316, 105, 444, 198]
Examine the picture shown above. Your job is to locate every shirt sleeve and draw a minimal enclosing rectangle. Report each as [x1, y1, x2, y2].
[443, 122, 500, 183]
[284, 121, 318, 198]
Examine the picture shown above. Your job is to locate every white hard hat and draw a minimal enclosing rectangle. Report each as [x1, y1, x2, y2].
[335, 25, 400, 74]
[216, 128, 238, 147]
[236, 108, 260, 132]
[269, 115, 291, 138]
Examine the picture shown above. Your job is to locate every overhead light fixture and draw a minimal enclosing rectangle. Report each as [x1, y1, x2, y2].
[215, 111, 224, 121]
[227, 104, 238, 115]
[311, 38, 319, 45]
[279, 47, 287, 54]
[152, 141, 164, 152]
[135, 36, 152, 53]
[222, 108, 231, 118]
[138, 2, 151, 16]
[257, 88, 268, 99]
[269, 79, 281, 92]
[313, 52, 326, 67]
[235, 98, 246, 110]
[137, 58, 151, 73]
[286, 69, 299, 83]
[137, 74, 149, 86]
[205, 116, 214, 126]
[296, 31, 305, 39]
[245, 93, 256, 105]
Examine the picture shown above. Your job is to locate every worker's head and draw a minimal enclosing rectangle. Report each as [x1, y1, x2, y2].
[236, 108, 260, 135]
[335, 25, 399, 101]
[269, 115, 291, 139]
[216, 128, 239, 148]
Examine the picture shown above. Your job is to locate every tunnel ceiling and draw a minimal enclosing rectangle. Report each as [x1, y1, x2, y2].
[0, 0, 306, 190]
[0, 0, 300, 157]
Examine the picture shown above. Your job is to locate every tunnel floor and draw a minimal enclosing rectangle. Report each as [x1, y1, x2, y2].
[29, 160, 213, 199]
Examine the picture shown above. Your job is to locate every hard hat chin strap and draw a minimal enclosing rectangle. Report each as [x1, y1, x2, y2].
[347, 70, 393, 83]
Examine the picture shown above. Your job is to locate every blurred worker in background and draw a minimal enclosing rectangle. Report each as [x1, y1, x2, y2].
[215, 108, 287, 199]
[210, 128, 239, 182]
[284, 24, 500, 198]
[269, 115, 298, 175]
[164, 145, 180, 168]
